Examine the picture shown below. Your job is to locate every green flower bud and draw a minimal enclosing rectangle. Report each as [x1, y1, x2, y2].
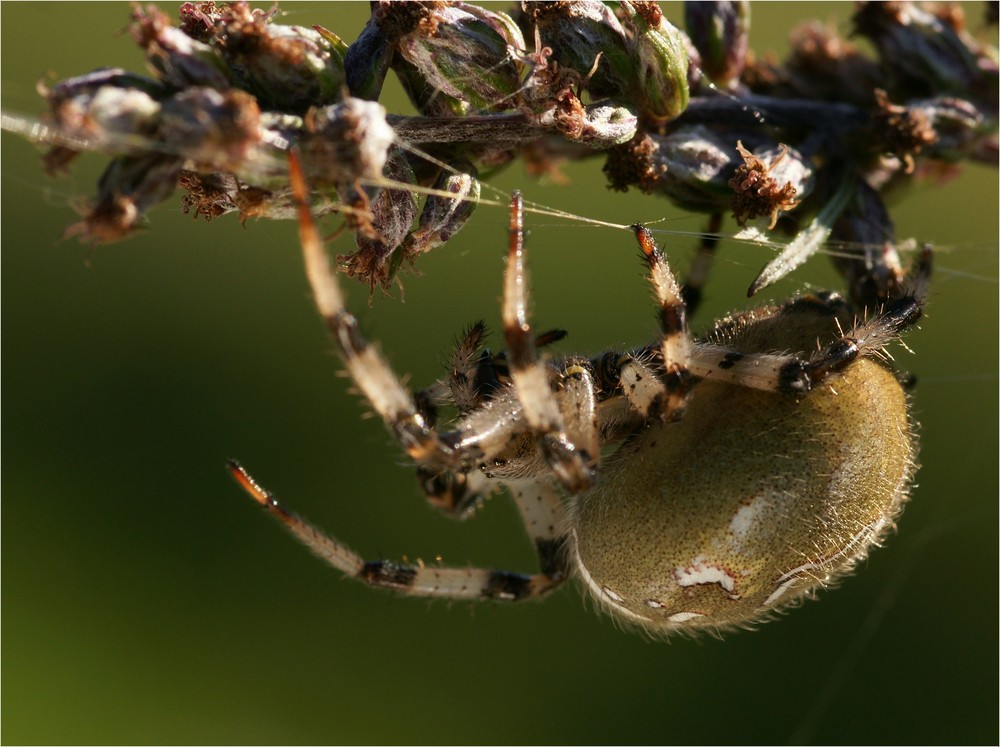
[392, 55, 471, 117]
[619, 2, 690, 123]
[684, 0, 750, 90]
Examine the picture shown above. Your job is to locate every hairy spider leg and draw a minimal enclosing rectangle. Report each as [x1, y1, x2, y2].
[680, 212, 724, 318]
[443, 321, 494, 415]
[416, 321, 576, 519]
[229, 460, 364, 576]
[413, 322, 569, 424]
[556, 359, 600, 470]
[230, 461, 568, 601]
[502, 191, 596, 493]
[410, 323, 502, 518]
[632, 225, 693, 420]
[236, 159, 580, 601]
[288, 151, 457, 466]
[685, 246, 931, 394]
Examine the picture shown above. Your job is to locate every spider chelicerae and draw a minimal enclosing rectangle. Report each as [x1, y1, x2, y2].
[230, 152, 930, 636]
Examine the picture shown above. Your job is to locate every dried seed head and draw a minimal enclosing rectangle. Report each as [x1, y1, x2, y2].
[684, 0, 750, 90]
[729, 141, 812, 228]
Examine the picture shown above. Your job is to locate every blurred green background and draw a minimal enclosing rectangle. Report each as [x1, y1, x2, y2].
[2, 3, 997, 744]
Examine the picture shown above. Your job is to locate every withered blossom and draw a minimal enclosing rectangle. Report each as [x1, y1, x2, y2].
[729, 141, 810, 229]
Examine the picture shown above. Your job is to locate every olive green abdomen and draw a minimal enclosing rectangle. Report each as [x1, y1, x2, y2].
[571, 359, 915, 632]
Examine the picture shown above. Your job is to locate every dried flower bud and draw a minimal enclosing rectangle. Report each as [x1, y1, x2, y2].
[41, 73, 163, 174]
[870, 89, 937, 172]
[830, 179, 907, 308]
[44, 67, 168, 108]
[784, 22, 887, 106]
[620, 2, 690, 123]
[574, 103, 639, 147]
[64, 154, 183, 243]
[522, 1, 633, 100]
[159, 88, 262, 171]
[909, 96, 991, 162]
[401, 163, 480, 259]
[853, 1, 999, 108]
[729, 141, 813, 228]
[130, 5, 231, 90]
[684, 0, 750, 90]
[383, 2, 525, 112]
[343, 148, 418, 289]
[217, 9, 347, 112]
[298, 98, 394, 186]
[604, 126, 737, 213]
[179, 169, 346, 224]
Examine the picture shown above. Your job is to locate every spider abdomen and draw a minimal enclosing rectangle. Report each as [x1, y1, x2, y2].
[571, 353, 915, 634]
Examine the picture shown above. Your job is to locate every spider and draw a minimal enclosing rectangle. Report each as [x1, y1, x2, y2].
[230, 152, 930, 636]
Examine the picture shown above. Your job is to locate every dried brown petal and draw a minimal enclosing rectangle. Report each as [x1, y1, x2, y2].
[729, 141, 810, 228]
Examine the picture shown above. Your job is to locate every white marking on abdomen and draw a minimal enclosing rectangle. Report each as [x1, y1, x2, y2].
[668, 612, 705, 623]
[673, 557, 736, 593]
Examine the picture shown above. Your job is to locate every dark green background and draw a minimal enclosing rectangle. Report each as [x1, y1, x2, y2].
[3, 3, 997, 744]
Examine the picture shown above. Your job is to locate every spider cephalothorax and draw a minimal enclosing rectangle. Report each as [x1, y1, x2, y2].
[230, 152, 929, 636]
